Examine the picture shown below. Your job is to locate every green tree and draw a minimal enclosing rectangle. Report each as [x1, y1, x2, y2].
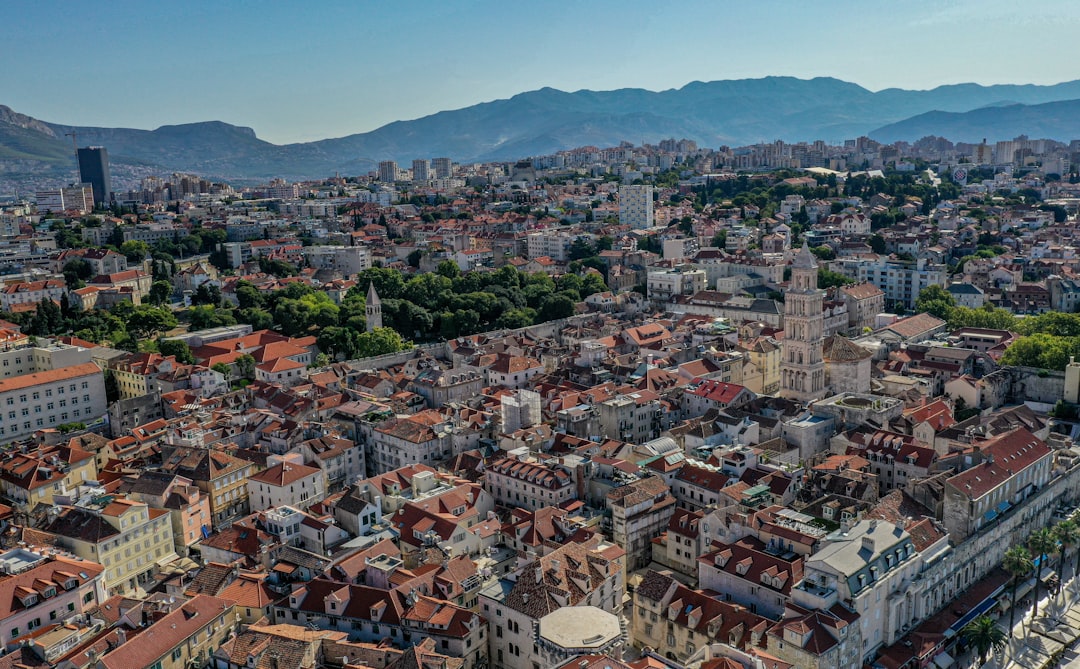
[237, 307, 274, 331]
[192, 283, 223, 307]
[355, 267, 406, 300]
[436, 260, 461, 279]
[1000, 333, 1079, 371]
[1003, 545, 1033, 636]
[496, 309, 534, 330]
[914, 285, 956, 320]
[318, 326, 360, 360]
[442, 309, 481, 339]
[816, 268, 854, 289]
[1029, 527, 1057, 620]
[126, 306, 178, 340]
[62, 259, 93, 289]
[257, 256, 297, 278]
[119, 240, 150, 263]
[189, 305, 237, 331]
[537, 293, 575, 322]
[354, 327, 410, 359]
[1054, 520, 1079, 606]
[158, 339, 195, 364]
[947, 305, 1019, 331]
[959, 615, 1007, 666]
[149, 280, 172, 306]
[811, 245, 835, 261]
[211, 362, 233, 386]
[235, 282, 264, 310]
[568, 237, 596, 261]
[236, 353, 256, 381]
[381, 299, 433, 338]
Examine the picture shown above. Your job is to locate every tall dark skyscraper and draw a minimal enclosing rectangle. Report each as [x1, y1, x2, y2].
[76, 147, 112, 207]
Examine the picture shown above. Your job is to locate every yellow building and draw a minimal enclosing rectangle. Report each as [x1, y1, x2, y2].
[738, 336, 780, 396]
[99, 595, 236, 669]
[160, 446, 258, 529]
[39, 496, 177, 596]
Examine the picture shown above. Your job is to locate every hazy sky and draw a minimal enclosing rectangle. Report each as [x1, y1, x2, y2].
[5, 0, 1080, 144]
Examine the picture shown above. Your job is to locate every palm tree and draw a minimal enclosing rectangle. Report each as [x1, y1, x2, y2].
[1071, 511, 1080, 587]
[1003, 545, 1034, 633]
[1054, 520, 1080, 601]
[1029, 527, 1057, 620]
[961, 615, 1008, 665]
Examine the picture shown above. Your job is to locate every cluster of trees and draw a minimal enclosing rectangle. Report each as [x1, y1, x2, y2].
[3, 259, 604, 364]
[13, 298, 177, 352]
[915, 286, 1080, 370]
[355, 263, 605, 341]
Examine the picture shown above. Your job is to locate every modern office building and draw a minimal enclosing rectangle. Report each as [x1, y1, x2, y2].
[76, 147, 112, 206]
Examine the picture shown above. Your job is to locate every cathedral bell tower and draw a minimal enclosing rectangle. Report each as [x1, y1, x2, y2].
[780, 242, 827, 402]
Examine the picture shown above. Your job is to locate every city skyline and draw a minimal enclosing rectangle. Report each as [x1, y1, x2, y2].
[5, 0, 1080, 144]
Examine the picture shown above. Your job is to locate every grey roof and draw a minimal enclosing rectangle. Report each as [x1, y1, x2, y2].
[793, 241, 819, 269]
[947, 283, 984, 295]
[806, 519, 915, 596]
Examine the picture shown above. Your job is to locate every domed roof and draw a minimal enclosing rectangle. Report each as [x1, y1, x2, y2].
[823, 334, 872, 362]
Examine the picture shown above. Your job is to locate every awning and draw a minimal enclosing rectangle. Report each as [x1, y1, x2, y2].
[997, 501, 1010, 513]
[950, 597, 998, 633]
[932, 651, 954, 669]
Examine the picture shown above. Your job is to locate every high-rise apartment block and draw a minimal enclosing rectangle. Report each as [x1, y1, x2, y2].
[619, 184, 654, 229]
[432, 157, 452, 179]
[378, 160, 398, 183]
[76, 147, 112, 206]
[412, 159, 429, 181]
[35, 184, 94, 214]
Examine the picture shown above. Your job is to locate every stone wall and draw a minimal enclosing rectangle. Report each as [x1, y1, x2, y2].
[1007, 365, 1066, 404]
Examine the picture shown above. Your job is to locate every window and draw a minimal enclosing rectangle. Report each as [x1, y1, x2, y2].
[172, 648, 183, 661]
[9, 627, 17, 638]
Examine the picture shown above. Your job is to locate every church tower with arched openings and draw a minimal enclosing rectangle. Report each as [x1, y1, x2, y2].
[365, 282, 382, 332]
[780, 242, 826, 402]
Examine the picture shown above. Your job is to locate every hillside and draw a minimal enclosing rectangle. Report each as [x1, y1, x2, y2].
[5, 76, 1080, 185]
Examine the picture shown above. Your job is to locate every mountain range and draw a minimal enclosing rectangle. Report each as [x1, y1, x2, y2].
[6, 76, 1080, 186]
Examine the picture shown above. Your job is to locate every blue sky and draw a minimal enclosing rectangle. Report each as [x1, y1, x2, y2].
[5, 0, 1080, 144]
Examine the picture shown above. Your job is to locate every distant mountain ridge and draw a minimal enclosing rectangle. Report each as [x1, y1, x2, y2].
[4, 76, 1080, 184]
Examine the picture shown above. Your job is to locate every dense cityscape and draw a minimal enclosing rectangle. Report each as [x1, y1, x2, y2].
[0, 125, 1077, 669]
